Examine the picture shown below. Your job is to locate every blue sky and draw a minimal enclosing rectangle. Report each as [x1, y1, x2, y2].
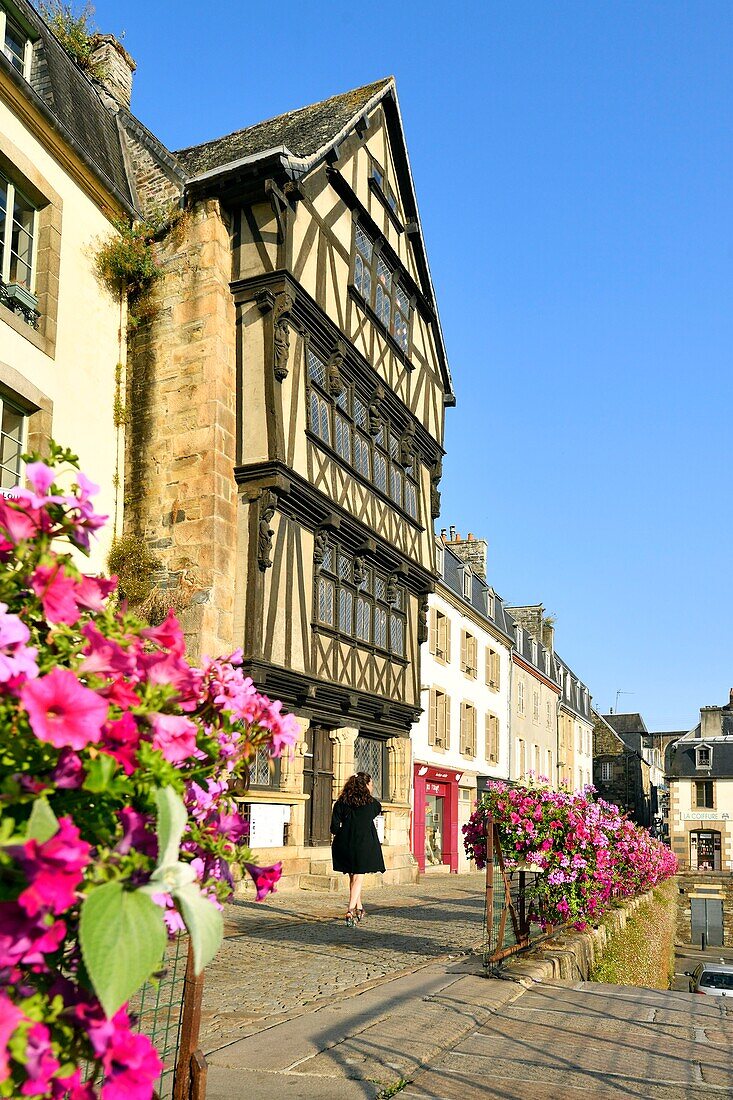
[93, 0, 733, 731]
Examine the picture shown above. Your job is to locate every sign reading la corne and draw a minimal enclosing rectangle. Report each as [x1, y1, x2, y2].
[682, 811, 731, 822]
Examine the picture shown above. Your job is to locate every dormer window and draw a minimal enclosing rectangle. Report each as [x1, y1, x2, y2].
[1, 9, 32, 79]
[515, 626, 522, 651]
[696, 745, 712, 769]
[487, 590, 495, 619]
[531, 639, 537, 665]
[352, 222, 413, 354]
[435, 543, 443, 577]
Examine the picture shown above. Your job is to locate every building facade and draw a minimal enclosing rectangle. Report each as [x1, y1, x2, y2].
[413, 533, 512, 872]
[0, 0, 132, 567]
[668, 693, 733, 874]
[556, 656, 593, 791]
[505, 605, 561, 787]
[593, 711, 653, 826]
[118, 78, 454, 884]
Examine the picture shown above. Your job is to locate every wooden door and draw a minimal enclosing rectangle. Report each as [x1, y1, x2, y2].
[303, 727, 334, 846]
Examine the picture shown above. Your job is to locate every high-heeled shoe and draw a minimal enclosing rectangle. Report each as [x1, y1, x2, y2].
[345, 909, 356, 927]
[355, 906, 365, 923]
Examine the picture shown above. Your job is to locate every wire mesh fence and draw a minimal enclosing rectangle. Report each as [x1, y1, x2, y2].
[128, 934, 189, 1100]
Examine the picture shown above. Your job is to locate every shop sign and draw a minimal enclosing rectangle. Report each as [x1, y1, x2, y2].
[426, 782, 443, 795]
[682, 811, 730, 822]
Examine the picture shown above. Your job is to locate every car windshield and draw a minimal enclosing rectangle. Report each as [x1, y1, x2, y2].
[699, 972, 733, 990]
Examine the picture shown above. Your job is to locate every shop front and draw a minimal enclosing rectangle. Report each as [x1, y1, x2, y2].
[412, 764, 462, 873]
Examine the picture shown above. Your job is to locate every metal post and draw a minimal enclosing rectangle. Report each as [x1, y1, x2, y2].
[701, 931, 706, 953]
[484, 811, 494, 963]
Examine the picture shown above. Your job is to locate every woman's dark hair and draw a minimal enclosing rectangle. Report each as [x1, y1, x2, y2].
[337, 772, 373, 808]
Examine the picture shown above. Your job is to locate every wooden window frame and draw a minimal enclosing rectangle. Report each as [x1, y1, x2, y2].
[428, 686, 450, 752]
[460, 701, 477, 758]
[485, 647, 500, 691]
[430, 607, 451, 665]
[694, 780, 714, 810]
[485, 711, 499, 765]
[0, 8, 33, 80]
[460, 629, 477, 679]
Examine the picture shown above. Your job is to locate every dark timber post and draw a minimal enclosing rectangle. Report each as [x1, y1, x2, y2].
[484, 810, 494, 960]
[173, 942, 206, 1100]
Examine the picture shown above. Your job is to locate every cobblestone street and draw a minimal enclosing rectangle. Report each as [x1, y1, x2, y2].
[201, 873, 487, 1052]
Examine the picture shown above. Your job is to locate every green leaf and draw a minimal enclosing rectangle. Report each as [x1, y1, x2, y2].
[79, 881, 167, 1017]
[155, 786, 187, 869]
[82, 754, 116, 793]
[175, 883, 223, 975]
[26, 797, 59, 843]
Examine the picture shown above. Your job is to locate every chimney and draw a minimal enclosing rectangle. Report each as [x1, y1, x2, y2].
[449, 525, 456, 542]
[541, 618, 554, 653]
[445, 528, 488, 580]
[90, 34, 135, 110]
[729, 687, 733, 708]
[701, 706, 722, 741]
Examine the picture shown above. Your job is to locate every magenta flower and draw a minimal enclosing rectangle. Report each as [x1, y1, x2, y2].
[20, 1020, 60, 1097]
[31, 564, 83, 625]
[243, 861, 283, 901]
[100, 1028, 163, 1100]
[75, 574, 117, 612]
[102, 713, 141, 775]
[0, 903, 66, 970]
[0, 992, 23, 1084]
[0, 496, 42, 549]
[150, 713, 198, 764]
[17, 817, 91, 917]
[0, 602, 38, 688]
[115, 808, 157, 858]
[51, 749, 85, 789]
[21, 667, 108, 749]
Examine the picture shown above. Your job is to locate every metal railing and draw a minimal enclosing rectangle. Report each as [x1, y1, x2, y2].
[483, 812, 562, 967]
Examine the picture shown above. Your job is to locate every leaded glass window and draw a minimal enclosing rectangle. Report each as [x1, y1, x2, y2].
[389, 466, 402, 506]
[317, 577, 334, 625]
[308, 349, 327, 388]
[339, 588, 353, 634]
[352, 222, 412, 354]
[355, 735, 385, 800]
[355, 596, 370, 642]
[354, 395, 368, 429]
[373, 450, 387, 493]
[252, 746, 272, 786]
[390, 613, 404, 656]
[310, 390, 330, 444]
[334, 412, 351, 461]
[354, 433, 370, 478]
[374, 606, 387, 649]
[404, 480, 417, 520]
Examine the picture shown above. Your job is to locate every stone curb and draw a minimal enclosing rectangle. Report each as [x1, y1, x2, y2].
[502, 889, 654, 985]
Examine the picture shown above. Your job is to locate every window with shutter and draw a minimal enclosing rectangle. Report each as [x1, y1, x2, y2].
[486, 648, 500, 690]
[428, 688, 437, 746]
[485, 713, 499, 764]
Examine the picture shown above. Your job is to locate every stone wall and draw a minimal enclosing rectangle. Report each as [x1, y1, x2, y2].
[125, 199, 237, 660]
[675, 871, 733, 946]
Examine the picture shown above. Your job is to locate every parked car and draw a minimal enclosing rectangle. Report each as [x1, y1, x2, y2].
[686, 963, 733, 996]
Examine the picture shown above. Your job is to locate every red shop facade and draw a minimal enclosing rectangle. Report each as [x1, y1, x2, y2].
[412, 764, 462, 873]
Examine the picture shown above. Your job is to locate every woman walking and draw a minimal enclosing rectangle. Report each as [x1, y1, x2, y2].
[330, 771, 385, 926]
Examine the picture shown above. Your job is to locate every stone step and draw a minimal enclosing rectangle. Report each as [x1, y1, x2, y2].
[298, 873, 343, 892]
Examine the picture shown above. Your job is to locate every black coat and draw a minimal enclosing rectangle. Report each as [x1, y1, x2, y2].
[330, 797, 386, 874]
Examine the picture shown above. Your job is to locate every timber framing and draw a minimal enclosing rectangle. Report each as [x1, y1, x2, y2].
[232, 270, 444, 465]
[243, 656, 419, 737]
[234, 459, 435, 597]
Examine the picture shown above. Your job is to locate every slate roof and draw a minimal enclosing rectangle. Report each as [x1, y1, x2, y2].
[603, 712, 648, 755]
[668, 738, 733, 778]
[437, 539, 514, 645]
[4, 0, 133, 209]
[556, 655, 592, 721]
[175, 79, 393, 177]
[508, 613, 560, 687]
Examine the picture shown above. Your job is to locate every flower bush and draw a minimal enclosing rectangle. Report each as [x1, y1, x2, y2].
[463, 779, 677, 929]
[0, 444, 300, 1098]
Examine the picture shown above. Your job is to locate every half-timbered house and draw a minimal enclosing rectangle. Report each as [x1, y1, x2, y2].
[120, 79, 454, 884]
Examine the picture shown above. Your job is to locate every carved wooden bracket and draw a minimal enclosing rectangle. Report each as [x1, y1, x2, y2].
[368, 383, 386, 437]
[257, 489, 278, 571]
[272, 288, 296, 383]
[327, 340, 346, 397]
[417, 592, 430, 644]
[398, 420, 416, 468]
[430, 456, 443, 520]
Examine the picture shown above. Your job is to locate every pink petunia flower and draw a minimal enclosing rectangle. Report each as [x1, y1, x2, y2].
[31, 564, 82, 625]
[20, 1020, 61, 1097]
[100, 1028, 163, 1100]
[17, 817, 91, 917]
[243, 861, 282, 902]
[0, 602, 38, 688]
[75, 574, 117, 613]
[0, 992, 24, 1084]
[51, 749, 85, 789]
[150, 713, 198, 765]
[0, 903, 66, 970]
[102, 713, 141, 775]
[21, 667, 108, 750]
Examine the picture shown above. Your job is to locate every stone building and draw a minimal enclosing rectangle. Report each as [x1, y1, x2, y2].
[667, 692, 733, 874]
[110, 77, 453, 884]
[413, 532, 513, 873]
[592, 711, 653, 826]
[0, 0, 132, 567]
[505, 605, 561, 787]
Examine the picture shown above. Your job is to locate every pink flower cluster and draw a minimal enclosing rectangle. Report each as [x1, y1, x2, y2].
[0, 452, 294, 1098]
[464, 780, 677, 928]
